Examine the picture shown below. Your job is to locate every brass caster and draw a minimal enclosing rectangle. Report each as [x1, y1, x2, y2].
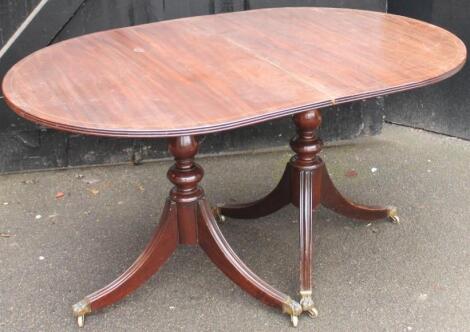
[72, 298, 91, 328]
[387, 206, 400, 224]
[77, 315, 85, 328]
[390, 215, 400, 224]
[307, 307, 319, 318]
[300, 290, 318, 319]
[282, 297, 302, 328]
[212, 206, 226, 223]
[291, 315, 299, 327]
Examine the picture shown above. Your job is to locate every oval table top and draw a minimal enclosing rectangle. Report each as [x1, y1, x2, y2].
[2, 8, 466, 138]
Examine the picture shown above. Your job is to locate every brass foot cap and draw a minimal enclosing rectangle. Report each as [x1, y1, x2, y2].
[212, 206, 226, 223]
[72, 299, 91, 328]
[299, 291, 319, 319]
[387, 206, 400, 224]
[282, 297, 302, 327]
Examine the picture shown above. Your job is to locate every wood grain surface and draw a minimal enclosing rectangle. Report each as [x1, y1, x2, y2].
[2, 7, 466, 138]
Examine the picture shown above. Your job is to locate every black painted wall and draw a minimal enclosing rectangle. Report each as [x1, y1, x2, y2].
[0, 0, 386, 172]
[0, 1, 40, 45]
[385, 0, 470, 139]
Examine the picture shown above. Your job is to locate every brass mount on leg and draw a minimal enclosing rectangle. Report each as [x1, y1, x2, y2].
[387, 206, 400, 224]
[282, 297, 303, 327]
[72, 298, 91, 327]
[299, 290, 319, 319]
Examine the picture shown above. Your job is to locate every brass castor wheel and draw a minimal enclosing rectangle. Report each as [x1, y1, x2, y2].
[389, 215, 400, 224]
[387, 206, 400, 224]
[77, 315, 85, 328]
[307, 307, 319, 318]
[282, 297, 302, 328]
[72, 299, 91, 328]
[212, 206, 226, 223]
[291, 314, 299, 327]
[300, 291, 319, 319]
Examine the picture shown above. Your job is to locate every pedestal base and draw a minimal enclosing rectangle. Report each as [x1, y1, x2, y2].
[72, 136, 303, 327]
[218, 109, 398, 320]
[72, 110, 398, 328]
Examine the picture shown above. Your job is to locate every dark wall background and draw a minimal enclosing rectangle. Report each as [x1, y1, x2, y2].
[385, 0, 469, 139]
[0, 0, 41, 45]
[2, 0, 464, 173]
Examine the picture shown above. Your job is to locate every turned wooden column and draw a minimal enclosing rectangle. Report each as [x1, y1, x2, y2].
[290, 110, 323, 168]
[167, 136, 204, 245]
[289, 109, 323, 317]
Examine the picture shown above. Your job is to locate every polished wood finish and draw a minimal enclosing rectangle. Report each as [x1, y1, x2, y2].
[73, 136, 302, 325]
[2, 8, 466, 137]
[289, 111, 323, 301]
[219, 166, 291, 219]
[198, 199, 290, 309]
[5, 7, 465, 328]
[320, 169, 391, 221]
[220, 109, 395, 316]
[86, 199, 178, 312]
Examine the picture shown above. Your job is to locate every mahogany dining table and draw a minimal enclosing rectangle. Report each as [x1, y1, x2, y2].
[2, 7, 466, 328]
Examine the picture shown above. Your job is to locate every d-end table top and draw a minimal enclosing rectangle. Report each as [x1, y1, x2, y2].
[2, 7, 466, 138]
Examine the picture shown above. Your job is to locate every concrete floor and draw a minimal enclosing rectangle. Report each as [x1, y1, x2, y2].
[0, 124, 469, 332]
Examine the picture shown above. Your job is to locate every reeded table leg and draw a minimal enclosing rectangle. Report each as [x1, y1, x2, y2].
[320, 166, 399, 223]
[297, 170, 318, 318]
[218, 165, 291, 220]
[198, 199, 302, 326]
[72, 199, 178, 327]
[289, 111, 323, 317]
[218, 109, 399, 323]
[289, 111, 323, 319]
[72, 135, 301, 327]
